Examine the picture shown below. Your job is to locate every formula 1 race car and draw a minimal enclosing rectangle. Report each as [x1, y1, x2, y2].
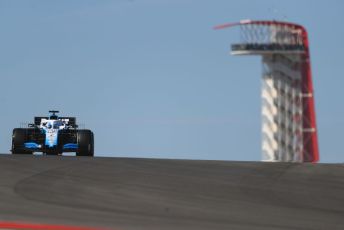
[11, 111, 94, 156]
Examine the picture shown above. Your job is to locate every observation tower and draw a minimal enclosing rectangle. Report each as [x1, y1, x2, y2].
[215, 20, 319, 162]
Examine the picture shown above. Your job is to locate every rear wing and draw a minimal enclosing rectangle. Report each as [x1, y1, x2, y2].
[34, 117, 48, 125]
[34, 116, 77, 127]
[59, 117, 77, 126]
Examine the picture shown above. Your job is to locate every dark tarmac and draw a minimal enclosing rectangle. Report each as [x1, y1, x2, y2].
[0, 154, 343, 230]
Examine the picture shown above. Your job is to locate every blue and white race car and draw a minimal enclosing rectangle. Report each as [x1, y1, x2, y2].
[11, 111, 94, 156]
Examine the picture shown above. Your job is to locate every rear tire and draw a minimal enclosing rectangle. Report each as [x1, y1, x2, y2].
[76, 130, 94, 157]
[12, 129, 32, 155]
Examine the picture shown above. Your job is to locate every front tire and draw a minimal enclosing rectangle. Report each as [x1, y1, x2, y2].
[12, 129, 32, 155]
[76, 130, 94, 157]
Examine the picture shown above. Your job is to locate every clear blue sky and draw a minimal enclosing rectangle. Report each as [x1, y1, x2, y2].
[0, 0, 343, 162]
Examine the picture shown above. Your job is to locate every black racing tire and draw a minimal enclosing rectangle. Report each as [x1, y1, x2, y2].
[76, 130, 94, 157]
[90, 131, 94, 155]
[12, 128, 32, 155]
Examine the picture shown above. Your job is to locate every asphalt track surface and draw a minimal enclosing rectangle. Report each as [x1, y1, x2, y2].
[0, 155, 344, 230]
